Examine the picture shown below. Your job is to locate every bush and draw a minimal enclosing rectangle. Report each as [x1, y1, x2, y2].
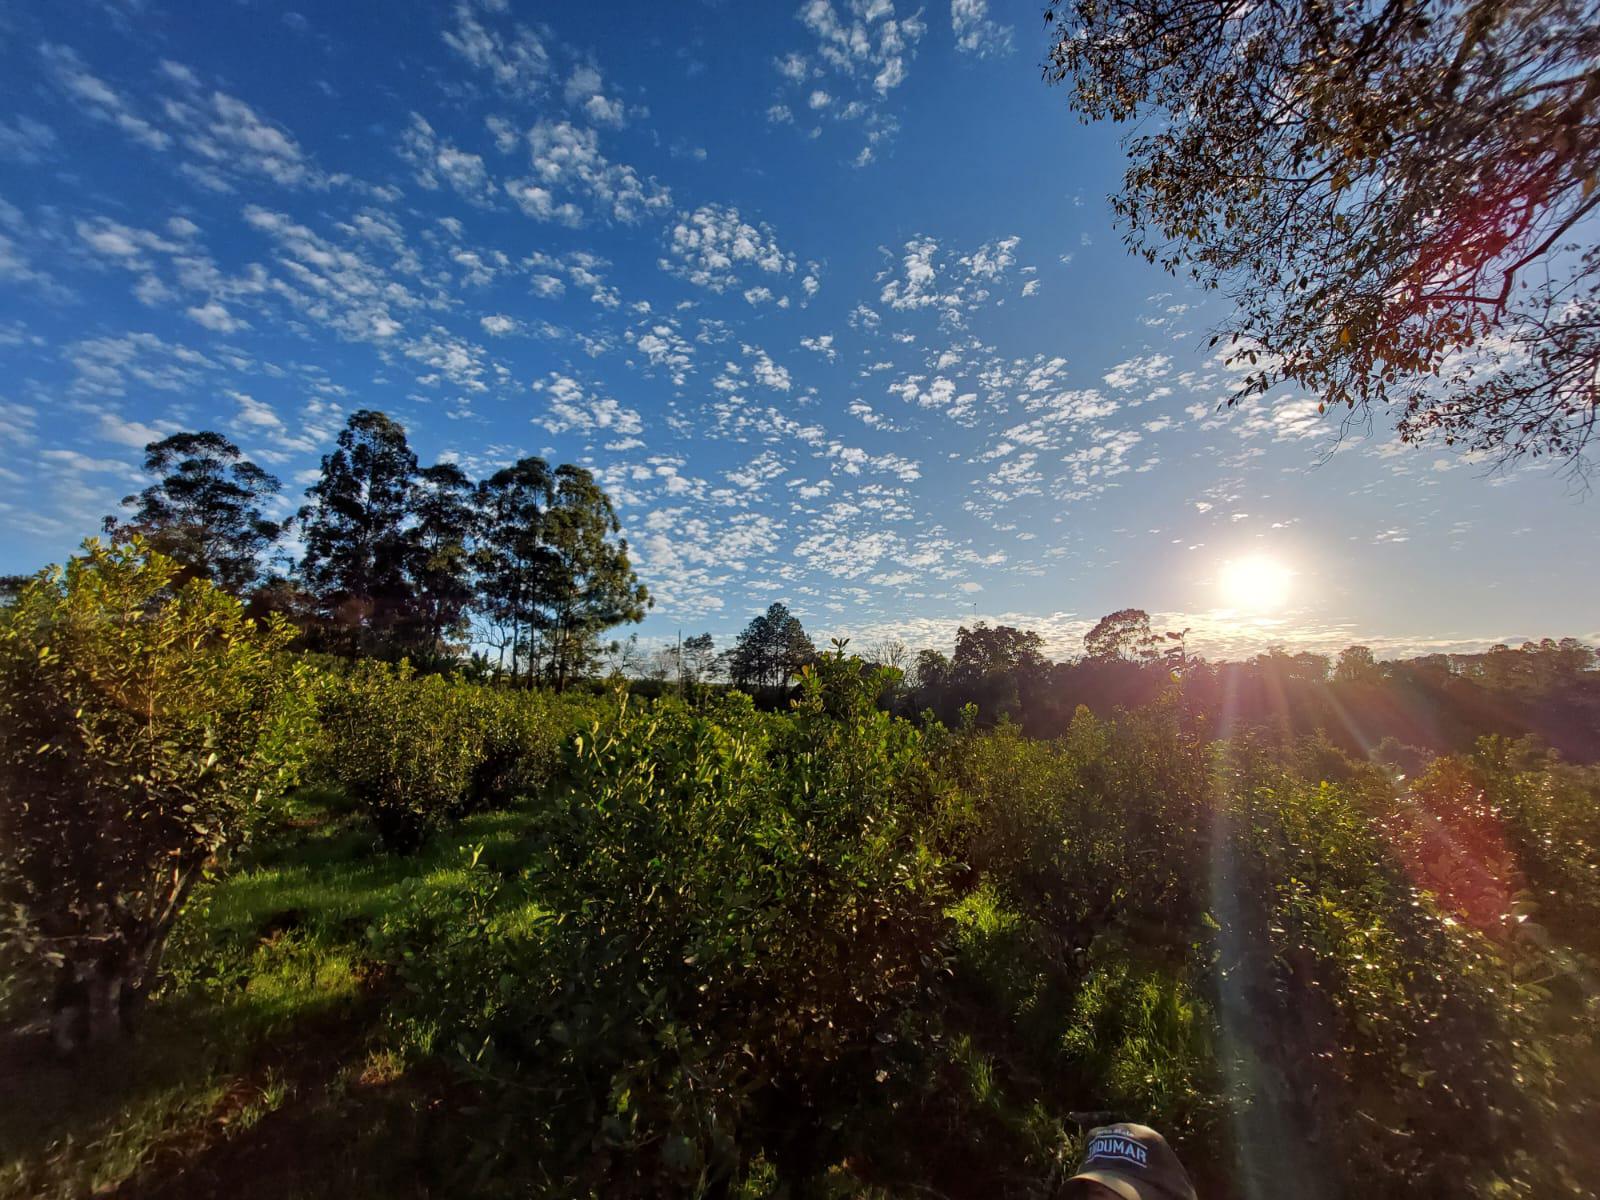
[321, 665, 485, 851]
[1215, 748, 1578, 1196]
[930, 712, 1588, 1196]
[465, 687, 589, 812]
[376, 649, 950, 1195]
[937, 702, 1212, 955]
[323, 670, 596, 850]
[0, 538, 318, 1044]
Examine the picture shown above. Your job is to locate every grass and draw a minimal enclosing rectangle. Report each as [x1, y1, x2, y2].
[0, 787, 549, 1200]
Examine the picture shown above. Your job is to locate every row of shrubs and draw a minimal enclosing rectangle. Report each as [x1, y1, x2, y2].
[0, 541, 597, 1040]
[355, 659, 1600, 1197]
[320, 664, 597, 852]
[368, 652, 946, 1194]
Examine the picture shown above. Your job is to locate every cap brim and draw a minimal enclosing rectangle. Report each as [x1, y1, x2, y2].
[1065, 1169, 1150, 1200]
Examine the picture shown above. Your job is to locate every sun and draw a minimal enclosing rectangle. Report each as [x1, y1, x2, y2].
[1219, 555, 1293, 613]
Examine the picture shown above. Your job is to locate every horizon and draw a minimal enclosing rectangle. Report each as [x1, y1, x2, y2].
[2, 0, 1597, 660]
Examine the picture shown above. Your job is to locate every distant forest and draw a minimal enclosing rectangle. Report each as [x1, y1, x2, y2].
[649, 604, 1600, 768]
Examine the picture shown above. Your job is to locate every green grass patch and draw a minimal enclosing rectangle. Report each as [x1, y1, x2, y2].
[0, 787, 552, 1200]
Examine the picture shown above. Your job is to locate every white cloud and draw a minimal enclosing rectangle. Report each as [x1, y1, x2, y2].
[773, 0, 926, 161]
[243, 205, 428, 343]
[630, 322, 695, 386]
[879, 234, 1026, 323]
[744, 344, 793, 391]
[0, 115, 57, 164]
[442, 0, 550, 99]
[776, 52, 809, 83]
[66, 331, 222, 397]
[40, 448, 134, 474]
[801, 333, 837, 361]
[887, 373, 979, 423]
[404, 326, 494, 391]
[95, 411, 166, 448]
[563, 64, 626, 127]
[0, 401, 39, 447]
[660, 204, 796, 292]
[181, 88, 320, 188]
[1103, 353, 1172, 390]
[507, 120, 669, 224]
[951, 0, 1014, 57]
[534, 372, 644, 438]
[230, 390, 284, 431]
[399, 113, 496, 205]
[42, 44, 170, 150]
[186, 300, 247, 332]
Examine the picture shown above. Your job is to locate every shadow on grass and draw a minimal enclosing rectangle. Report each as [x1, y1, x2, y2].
[0, 790, 549, 1200]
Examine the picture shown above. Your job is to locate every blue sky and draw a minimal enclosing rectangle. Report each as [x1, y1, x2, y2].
[1, 0, 1595, 658]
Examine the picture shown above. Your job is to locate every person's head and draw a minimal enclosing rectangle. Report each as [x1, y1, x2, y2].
[1062, 1123, 1197, 1200]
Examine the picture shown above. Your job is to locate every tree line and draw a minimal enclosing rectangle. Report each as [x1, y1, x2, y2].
[646, 603, 1600, 765]
[98, 413, 649, 687]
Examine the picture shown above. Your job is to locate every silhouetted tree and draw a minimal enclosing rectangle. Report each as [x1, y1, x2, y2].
[913, 648, 951, 693]
[1045, 0, 1600, 470]
[404, 462, 479, 655]
[681, 633, 718, 685]
[864, 637, 911, 674]
[297, 411, 418, 652]
[1334, 645, 1383, 685]
[729, 603, 815, 693]
[951, 624, 1047, 679]
[1083, 609, 1156, 661]
[108, 431, 280, 594]
[0, 575, 30, 606]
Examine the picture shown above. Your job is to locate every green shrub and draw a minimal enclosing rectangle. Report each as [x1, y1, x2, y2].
[0, 538, 318, 1044]
[321, 665, 484, 851]
[322, 670, 597, 850]
[1216, 751, 1577, 1196]
[932, 713, 1588, 1195]
[465, 687, 592, 812]
[1448, 736, 1600, 955]
[376, 648, 950, 1195]
[937, 703, 1211, 954]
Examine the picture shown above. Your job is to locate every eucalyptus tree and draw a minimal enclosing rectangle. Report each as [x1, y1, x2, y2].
[475, 456, 556, 683]
[1045, 0, 1600, 470]
[536, 465, 651, 690]
[297, 410, 418, 653]
[728, 603, 816, 693]
[1082, 608, 1157, 662]
[108, 431, 281, 594]
[681, 632, 718, 685]
[404, 462, 480, 655]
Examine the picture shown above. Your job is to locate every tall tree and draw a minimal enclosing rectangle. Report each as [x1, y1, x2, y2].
[681, 633, 718, 686]
[951, 623, 1048, 681]
[475, 456, 555, 684]
[728, 602, 815, 692]
[297, 410, 417, 652]
[404, 462, 479, 655]
[1046, 0, 1600, 470]
[536, 465, 650, 690]
[1083, 608, 1157, 662]
[1334, 645, 1384, 685]
[107, 431, 280, 594]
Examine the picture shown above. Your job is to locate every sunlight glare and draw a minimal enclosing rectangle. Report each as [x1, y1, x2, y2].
[1220, 555, 1293, 613]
